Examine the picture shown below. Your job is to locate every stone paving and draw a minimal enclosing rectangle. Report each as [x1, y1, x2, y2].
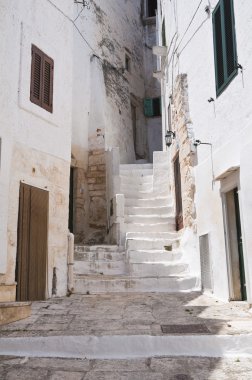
[1, 292, 252, 378]
[0, 292, 251, 338]
[0, 355, 252, 379]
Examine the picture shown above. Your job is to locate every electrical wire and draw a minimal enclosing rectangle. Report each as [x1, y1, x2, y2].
[175, 0, 204, 52]
[178, 16, 208, 56]
[45, 0, 161, 94]
[46, 0, 98, 56]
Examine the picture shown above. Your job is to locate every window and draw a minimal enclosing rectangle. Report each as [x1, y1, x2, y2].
[212, 0, 238, 96]
[162, 20, 166, 46]
[167, 104, 172, 130]
[147, 0, 157, 17]
[125, 54, 131, 72]
[144, 97, 161, 117]
[30, 45, 54, 113]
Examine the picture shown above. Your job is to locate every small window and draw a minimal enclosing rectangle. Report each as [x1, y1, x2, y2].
[147, 0, 157, 17]
[162, 20, 166, 46]
[144, 97, 161, 117]
[125, 54, 131, 72]
[168, 104, 172, 130]
[212, 0, 238, 96]
[30, 45, 54, 113]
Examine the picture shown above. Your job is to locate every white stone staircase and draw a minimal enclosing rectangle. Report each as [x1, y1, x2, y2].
[74, 161, 200, 294]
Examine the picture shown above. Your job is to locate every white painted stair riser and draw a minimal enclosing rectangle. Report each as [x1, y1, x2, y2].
[124, 223, 176, 233]
[124, 215, 175, 224]
[128, 250, 183, 263]
[125, 206, 173, 216]
[2, 334, 252, 359]
[127, 239, 180, 251]
[74, 275, 200, 294]
[128, 262, 188, 277]
[74, 261, 126, 276]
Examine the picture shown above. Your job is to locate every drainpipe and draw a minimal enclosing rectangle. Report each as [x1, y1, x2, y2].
[67, 232, 74, 294]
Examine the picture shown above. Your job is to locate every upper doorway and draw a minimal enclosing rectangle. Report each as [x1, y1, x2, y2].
[16, 183, 48, 301]
[174, 155, 183, 231]
[224, 187, 247, 301]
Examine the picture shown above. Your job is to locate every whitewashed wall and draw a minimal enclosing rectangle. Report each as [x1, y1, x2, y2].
[0, 0, 73, 297]
[160, 0, 252, 301]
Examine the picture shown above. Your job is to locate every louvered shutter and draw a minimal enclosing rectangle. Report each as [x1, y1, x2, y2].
[42, 55, 54, 113]
[30, 45, 54, 113]
[212, 0, 237, 96]
[223, 0, 237, 78]
[213, 4, 225, 91]
[144, 98, 153, 117]
[30, 46, 43, 106]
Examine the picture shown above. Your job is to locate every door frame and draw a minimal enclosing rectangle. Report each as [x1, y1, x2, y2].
[220, 169, 247, 301]
[16, 181, 49, 301]
[173, 153, 184, 231]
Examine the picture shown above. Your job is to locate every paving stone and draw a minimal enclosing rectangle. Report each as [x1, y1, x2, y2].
[5, 368, 48, 380]
[92, 359, 148, 371]
[49, 370, 84, 379]
[85, 372, 164, 380]
[24, 357, 91, 371]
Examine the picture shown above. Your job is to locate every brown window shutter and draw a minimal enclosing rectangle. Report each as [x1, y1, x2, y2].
[42, 55, 54, 113]
[30, 45, 43, 106]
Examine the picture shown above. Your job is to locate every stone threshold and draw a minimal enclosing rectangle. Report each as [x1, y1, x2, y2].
[1, 334, 252, 359]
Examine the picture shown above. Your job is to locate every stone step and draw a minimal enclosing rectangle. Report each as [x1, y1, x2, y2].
[123, 190, 168, 199]
[124, 215, 175, 224]
[128, 262, 188, 277]
[74, 260, 126, 276]
[124, 222, 175, 233]
[125, 206, 173, 216]
[125, 197, 171, 207]
[119, 169, 153, 176]
[120, 182, 153, 193]
[74, 249, 125, 262]
[128, 250, 183, 263]
[0, 302, 31, 326]
[127, 237, 180, 251]
[74, 274, 200, 294]
[120, 163, 153, 169]
[120, 175, 153, 185]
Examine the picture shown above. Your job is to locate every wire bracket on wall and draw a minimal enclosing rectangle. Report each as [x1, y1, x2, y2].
[208, 97, 216, 118]
[74, 0, 90, 9]
[237, 63, 245, 88]
[194, 139, 215, 190]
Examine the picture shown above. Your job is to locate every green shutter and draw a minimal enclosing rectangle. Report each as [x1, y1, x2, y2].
[144, 98, 153, 117]
[212, 0, 238, 97]
[159, 97, 162, 116]
[162, 20, 166, 46]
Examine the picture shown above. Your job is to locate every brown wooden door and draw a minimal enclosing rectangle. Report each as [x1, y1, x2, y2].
[174, 155, 183, 231]
[16, 183, 48, 301]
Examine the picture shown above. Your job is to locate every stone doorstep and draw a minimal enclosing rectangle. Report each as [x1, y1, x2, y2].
[74, 274, 200, 294]
[1, 334, 252, 359]
[0, 302, 32, 326]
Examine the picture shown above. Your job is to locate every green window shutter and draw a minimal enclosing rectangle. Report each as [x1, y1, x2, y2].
[212, 0, 238, 96]
[162, 20, 166, 46]
[144, 98, 153, 117]
[159, 97, 162, 116]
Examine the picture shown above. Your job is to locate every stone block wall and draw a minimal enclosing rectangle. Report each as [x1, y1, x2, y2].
[87, 149, 107, 244]
[171, 74, 197, 231]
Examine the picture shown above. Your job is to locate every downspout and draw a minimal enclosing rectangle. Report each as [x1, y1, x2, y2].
[67, 232, 75, 294]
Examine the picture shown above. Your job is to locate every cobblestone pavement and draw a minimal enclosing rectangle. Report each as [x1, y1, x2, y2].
[1, 293, 252, 379]
[0, 292, 251, 338]
[0, 355, 252, 379]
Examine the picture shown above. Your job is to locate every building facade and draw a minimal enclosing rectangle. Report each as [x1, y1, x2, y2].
[0, 0, 161, 301]
[158, 0, 252, 302]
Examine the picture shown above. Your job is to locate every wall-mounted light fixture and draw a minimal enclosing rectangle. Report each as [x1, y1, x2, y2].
[165, 130, 176, 148]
